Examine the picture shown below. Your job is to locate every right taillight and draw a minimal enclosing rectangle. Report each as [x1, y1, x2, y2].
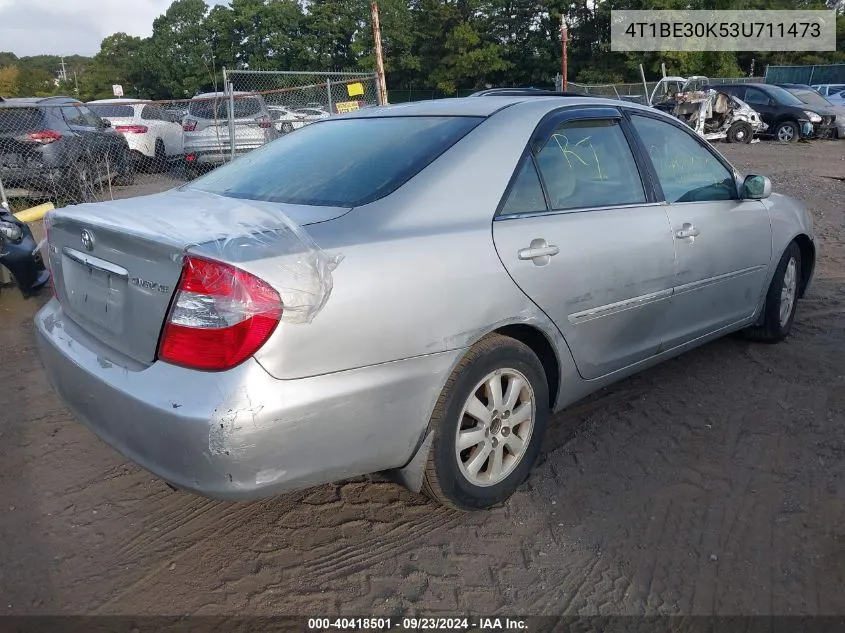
[182, 119, 197, 132]
[157, 256, 282, 371]
[26, 130, 62, 144]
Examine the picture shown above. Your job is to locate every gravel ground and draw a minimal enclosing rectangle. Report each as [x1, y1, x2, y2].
[0, 140, 843, 617]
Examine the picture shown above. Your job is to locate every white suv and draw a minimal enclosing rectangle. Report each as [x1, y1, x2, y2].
[87, 99, 184, 172]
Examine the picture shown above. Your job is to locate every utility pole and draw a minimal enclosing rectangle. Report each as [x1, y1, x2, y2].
[560, 16, 568, 92]
[371, 1, 388, 105]
[60, 57, 68, 83]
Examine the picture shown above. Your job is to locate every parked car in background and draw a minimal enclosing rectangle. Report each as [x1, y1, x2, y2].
[811, 84, 845, 98]
[88, 99, 185, 172]
[0, 96, 133, 203]
[267, 105, 307, 134]
[182, 92, 278, 177]
[778, 86, 845, 139]
[827, 90, 845, 106]
[709, 83, 833, 142]
[36, 94, 815, 510]
[294, 107, 331, 124]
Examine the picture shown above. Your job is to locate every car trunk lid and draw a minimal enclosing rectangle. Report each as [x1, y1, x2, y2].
[47, 189, 350, 366]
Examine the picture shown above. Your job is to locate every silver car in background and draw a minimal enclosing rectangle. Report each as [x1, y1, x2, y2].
[35, 95, 816, 510]
[182, 91, 278, 177]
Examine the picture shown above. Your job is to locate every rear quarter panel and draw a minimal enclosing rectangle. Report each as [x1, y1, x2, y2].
[244, 102, 581, 386]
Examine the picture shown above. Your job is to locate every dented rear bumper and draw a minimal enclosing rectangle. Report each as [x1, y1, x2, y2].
[34, 298, 457, 500]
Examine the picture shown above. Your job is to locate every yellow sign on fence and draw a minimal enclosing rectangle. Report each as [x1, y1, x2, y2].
[347, 82, 365, 97]
[335, 100, 362, 113]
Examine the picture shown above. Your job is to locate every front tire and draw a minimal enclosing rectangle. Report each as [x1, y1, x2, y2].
[422, 334, 549, 510]
[775, 120, 800, 143]
[744, 241, 802, 343]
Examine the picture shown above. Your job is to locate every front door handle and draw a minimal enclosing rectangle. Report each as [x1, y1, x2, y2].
[675, 223, 700, 239]
[518, 238, 560, 265]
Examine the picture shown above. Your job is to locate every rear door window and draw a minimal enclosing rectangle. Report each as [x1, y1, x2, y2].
[743, 88, 770, 106]
[187, 115, 483, 207]
[534, 118, 646, 211]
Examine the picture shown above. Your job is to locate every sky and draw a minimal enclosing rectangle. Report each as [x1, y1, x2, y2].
[0, 0, 227, 58]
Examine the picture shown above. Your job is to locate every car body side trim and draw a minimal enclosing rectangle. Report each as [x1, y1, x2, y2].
[567, 265, 768, 326]
[672, 265, 768, 296]
[568, 288, 673, 325]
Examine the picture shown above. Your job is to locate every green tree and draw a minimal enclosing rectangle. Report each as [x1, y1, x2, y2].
[144, 0, 214, 98]
[0, 65, 19, 96]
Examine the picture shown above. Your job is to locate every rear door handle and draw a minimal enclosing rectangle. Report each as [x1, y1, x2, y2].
[518, 239, 560, 265]
[674, 223, 700, 239]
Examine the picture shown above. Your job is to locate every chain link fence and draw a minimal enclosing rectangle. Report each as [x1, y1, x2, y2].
[0, 101, 143, 212]
[0, 71, 382, 212]
[556, 76, 765, 103]
[224, 71, 380, 135]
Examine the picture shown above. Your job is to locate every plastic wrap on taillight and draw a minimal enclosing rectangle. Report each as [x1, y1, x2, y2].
[157, 256, 282, 371]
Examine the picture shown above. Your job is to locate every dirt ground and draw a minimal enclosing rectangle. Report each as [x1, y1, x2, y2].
[1, 141, 844, 618]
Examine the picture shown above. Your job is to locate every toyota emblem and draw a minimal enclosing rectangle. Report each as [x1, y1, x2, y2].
[80, 229, 95, 252]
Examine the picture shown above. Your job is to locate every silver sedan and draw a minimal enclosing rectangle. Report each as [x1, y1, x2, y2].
[35, 94, 816, 510]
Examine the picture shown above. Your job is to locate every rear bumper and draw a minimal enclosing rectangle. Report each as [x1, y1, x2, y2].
[34, 299, 456, 500]
[123, 134, 156, 159]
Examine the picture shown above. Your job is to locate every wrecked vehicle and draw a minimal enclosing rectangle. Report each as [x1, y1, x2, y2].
[665, 89, 768, 143]
[0, 208, 50, 298]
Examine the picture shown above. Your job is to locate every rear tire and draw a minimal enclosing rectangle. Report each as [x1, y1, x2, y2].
[113, 149, 135, 186]
[744, 241, 802, 343]
[68, 160, 93, 204]
[422, 334, 549, 510]
[151, 139, 167, 173]
[727, 121, 753, 144]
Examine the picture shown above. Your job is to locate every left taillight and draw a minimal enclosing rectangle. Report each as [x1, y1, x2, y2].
[157, 255, 282, 371]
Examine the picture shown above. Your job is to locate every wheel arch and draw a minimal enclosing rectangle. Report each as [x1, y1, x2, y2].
[793, 233, 815, 298]
[492, 323, 561, 411]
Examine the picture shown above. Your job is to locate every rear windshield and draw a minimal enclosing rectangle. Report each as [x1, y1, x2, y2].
[188, 96, 263, 120]
[0, 108, 46, 133]
[88, 104, 135, 118]
[186, 116, 483, 207]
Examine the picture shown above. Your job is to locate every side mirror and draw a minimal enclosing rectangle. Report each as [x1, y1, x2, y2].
[743, 174, 772, 200]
